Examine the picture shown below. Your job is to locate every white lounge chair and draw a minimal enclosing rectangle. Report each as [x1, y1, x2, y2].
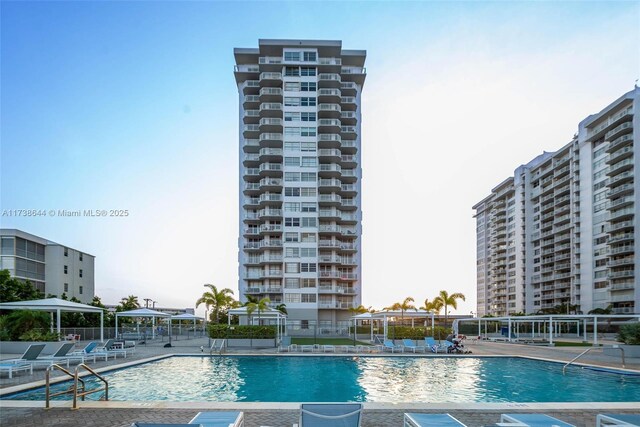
[34, 342, 76, 367]
[189, 411, 244, 427]
[499, 413, 575, 427]
[298, 403, 362, 427]
[0, 362, 32, 378]
[597, 414, 640, 427]
[2, 343, 46, 366]
[404, 413, 467, 427]
[278, 336, 292, 352]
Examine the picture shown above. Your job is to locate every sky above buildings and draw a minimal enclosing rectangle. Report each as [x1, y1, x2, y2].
[1, 1, 638, 316]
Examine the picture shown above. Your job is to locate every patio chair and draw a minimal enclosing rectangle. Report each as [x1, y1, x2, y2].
[424, 337, 447, 354]
[0, 362, 33, 379]
[383, 339, 403, 353]
[33, 342, 76, 367]
[298, 403, 362, 427]
[402, 339, 425, 353]
[1, 343, 46, 364]
[278, 336, 292, 352]
[323, 345, 336, 353]
[404, 413, 467, 427]
[70, 341, 111, 362]
[499, 413, 575, 427]
[596, 414, 640, 427]
[189, 411, 244, 427]
[96, 339, 129, 358]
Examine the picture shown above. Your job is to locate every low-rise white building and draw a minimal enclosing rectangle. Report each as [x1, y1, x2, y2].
[0, 229, 95, 303]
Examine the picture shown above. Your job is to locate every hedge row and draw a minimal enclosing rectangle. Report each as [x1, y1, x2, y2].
[208, 324, 276, 339]
[387, 326, 450, 340]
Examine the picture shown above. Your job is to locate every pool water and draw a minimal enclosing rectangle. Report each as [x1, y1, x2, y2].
[4, 356, 640, 402]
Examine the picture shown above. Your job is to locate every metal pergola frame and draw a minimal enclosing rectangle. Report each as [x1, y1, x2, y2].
[351, 310, 436, 342]
[453, 314, 640, 345]
[115, 308, 170, 340]
[227, 306, 287, 343]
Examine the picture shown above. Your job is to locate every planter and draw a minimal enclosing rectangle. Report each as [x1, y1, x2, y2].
[0, 341, 63, 356]
[604, 344, 640, 358]
[226, 338, 275, 349]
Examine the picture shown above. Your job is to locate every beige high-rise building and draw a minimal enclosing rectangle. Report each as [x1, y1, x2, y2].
[474, 87, 639, 316]
[234, 40, 366, 331]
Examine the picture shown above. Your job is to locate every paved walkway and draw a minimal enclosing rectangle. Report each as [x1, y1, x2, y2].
[0, 338, 637, 427]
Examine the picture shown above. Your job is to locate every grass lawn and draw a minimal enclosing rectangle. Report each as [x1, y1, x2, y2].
[291, 337, 372, 346]
[553, 341, 600, 347]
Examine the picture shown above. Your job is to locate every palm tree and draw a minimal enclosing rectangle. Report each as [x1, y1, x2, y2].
[118, 295, 140, 311]
[195, 284, 235, 324]
[274, 303, 288, 315]
[246, 297, 271, 326]
[420, 298, 443, 314]
[348, 305, 370, 315]
[384, 297, 416, 324]
[433, 290, 466, 329]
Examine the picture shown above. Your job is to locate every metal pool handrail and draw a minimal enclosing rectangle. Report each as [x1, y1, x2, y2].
[72, 363, 108, 410]
[45, 364, 85, 409]
[562, 346, 625, 374]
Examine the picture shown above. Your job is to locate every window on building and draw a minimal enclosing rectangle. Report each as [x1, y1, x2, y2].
[285, 262, 300, 273]
[303, 52, 317, 62]
[301, 127, 316, 137]
[64, 248, 68, 257]
[300, 142, 316, 152]
[301, 97, 316, 107]
[301, 232, 316, 242]
[301, 157, 317, 167]
[300, 67, 316, 76]
[285, 172, 301, 182]
[284, 142, 301, 151]
[301, 278, 316, 288]
[301, 82, 316, 91]
[285, 112, 301, 122]
[284, 97, 300, 106]
[285, 293, 301, 303]
[64, 265, 68, 274]
[284, 232, 299, 242]
[79, 253, 83, 262]
[285, 127, 301, 136]
[79, 269, 83, 278]
[285, 278, 300, 289]
[285, 157, 300, 166]
[285, 217, 300, 227]
[285, 187, 301, 197]
[79, 286, 83, 295]
[64, 283, 69, 292]
[301, 202, 316, 212]
[285, 52, 301, 61]
[301, 112, 316, 122]
[285, 247, 300, 258]
[284, 82, 300, 91]
[284, 202, 300, 212]
[300, 188, 316, 197]
[284, 66, 300, 76]
[301, 217, 316, 227]
[301, 172, 316, 182]
[301, 248, 316, 257]
[301, 294, 316, 303]
[301, 263, 317, 272]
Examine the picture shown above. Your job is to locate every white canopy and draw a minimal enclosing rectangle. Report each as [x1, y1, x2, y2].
[228, 306, 287, 318]
[171, 313, 203, 320]
[0, 298, 104, 341]
[115, 308, 170, 339]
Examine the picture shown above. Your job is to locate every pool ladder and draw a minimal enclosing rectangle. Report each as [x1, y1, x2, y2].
[210, 339, 227, 355]
[45, 363, 109, 410]
[562, 346, 625, 374]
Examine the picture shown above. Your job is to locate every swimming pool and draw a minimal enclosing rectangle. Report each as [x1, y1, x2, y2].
[4, 356, 640, 402]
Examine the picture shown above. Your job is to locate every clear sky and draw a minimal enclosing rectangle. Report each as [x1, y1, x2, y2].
[1, 1, 639, 316]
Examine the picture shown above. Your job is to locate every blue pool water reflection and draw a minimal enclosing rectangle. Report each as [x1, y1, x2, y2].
[4, 356, 639, 402]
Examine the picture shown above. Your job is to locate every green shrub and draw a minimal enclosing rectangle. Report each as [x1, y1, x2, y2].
[208, 324, 276, 339]
[3, 310, 50, 341]
[387, 326, 450, 340]
[617, 323, 640, 345]
[18, 329, 60, 342]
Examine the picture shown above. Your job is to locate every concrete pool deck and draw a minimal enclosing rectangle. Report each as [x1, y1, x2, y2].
[0, 338, 638, 427]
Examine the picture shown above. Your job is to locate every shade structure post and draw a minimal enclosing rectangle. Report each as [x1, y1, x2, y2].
[115, 314, 119, 339]
[507, 317, 512, 342]
[549, 316, 553, 345]
[152, 316, 155, 339]
[583, 318, 587, 342]
[594, 316, 598, 346]
[56, 309, 61, 338]
[100, 311, 104, 341]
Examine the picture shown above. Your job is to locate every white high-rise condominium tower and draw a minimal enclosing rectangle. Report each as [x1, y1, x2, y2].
[234, 39, 366, 330]
[474, 87, 639, 317]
